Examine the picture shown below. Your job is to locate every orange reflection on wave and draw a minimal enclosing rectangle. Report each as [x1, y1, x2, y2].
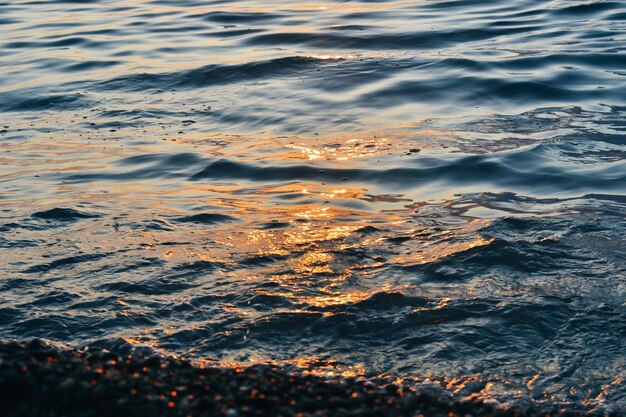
[391, 237, 494, 266]
[292, 206, 334, 220]
[300, 287, 393, 309]
[287, 357, 367, 379]
[219, 356, 367, 379]
[285, 137, 390, 161]
[290, 251, 333, 275]
[307, 54, 356, 61]
[286, 224, 360, 244]
[391, 219, 493, 266]
[586, 374, 625, 405]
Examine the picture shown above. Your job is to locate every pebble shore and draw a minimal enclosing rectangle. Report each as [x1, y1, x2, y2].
[0, 340, 613, 417]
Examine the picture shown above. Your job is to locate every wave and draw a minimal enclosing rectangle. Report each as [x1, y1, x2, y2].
[96, 56, 328, 91]
[55, 141, 626, 198]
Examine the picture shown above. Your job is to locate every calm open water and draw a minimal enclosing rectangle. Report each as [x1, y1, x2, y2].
[1, 0, 625, 413]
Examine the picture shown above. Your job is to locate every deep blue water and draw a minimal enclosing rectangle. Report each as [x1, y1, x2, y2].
[1, 0, 625, 414]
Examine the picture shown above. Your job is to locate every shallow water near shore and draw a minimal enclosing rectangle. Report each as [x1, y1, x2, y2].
[1, 0, 625, 414]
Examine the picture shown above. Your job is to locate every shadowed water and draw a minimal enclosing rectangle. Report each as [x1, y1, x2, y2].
[0, 0, 625, 414]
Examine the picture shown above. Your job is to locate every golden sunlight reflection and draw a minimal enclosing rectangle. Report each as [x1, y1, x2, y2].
[105, 196, 497, 308]
[390, 237, 494, 266]
[285, 137, 390, 161]
[307, 54, 356, 61]
[289, 252, 333, 275]
[215, 356, 367, 379]
[300, 286, 392, 309]
[115, 334, 532, 399]
[4, 115, 499, 310]
[389, 219, 493, 266]
[202, 355, 520, 401]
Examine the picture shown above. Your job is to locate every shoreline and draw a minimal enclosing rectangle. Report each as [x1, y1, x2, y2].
[0, 339, 612, 417]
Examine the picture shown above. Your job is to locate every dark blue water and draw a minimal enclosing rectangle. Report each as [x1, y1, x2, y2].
[1, 0, 625, 414]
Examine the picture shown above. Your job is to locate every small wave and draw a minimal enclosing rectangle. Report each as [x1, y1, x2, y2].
[189, 143, 626, 195]
[243, 27, 539, 50]
[30, 207, 101, 221]
[550, 1, 622, 17]
[173, 213, 238, 225]
[23, 253, 108, 274]
[196, 11, 284, 23]
[97, 57, 329, 91]
[0, 93, 90, 112]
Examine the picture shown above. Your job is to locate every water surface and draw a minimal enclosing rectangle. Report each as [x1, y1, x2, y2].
[1, 0, 625, 414]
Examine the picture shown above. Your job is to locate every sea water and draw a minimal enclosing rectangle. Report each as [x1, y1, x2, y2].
[1, 1, 625, 413]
